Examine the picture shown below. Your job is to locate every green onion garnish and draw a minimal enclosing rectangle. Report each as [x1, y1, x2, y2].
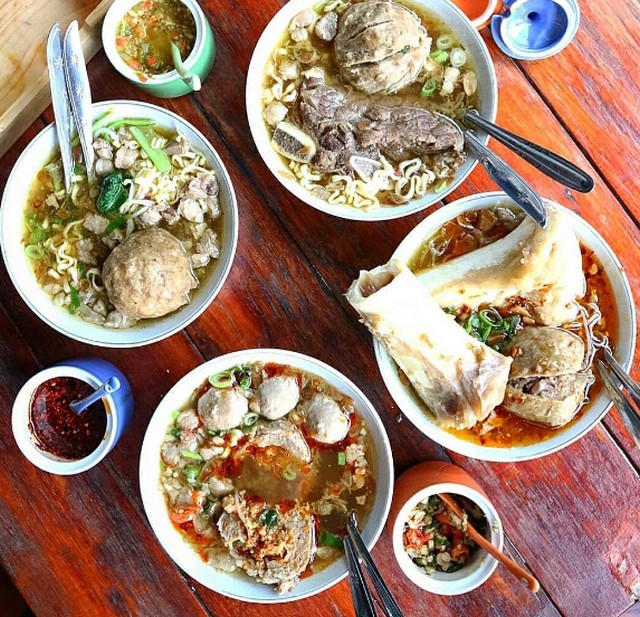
[479, 308, 503, 328]
[25, 244, 45, 260]
[430, 49, 449, 64]
[181, 450, 203, 461]
[239, 374, 251, 389]
[337, 452, 346, 466]
[171, 427, 181, 439]
[420, 78, 438, 98]
[106, 215, 128, 234]
[69, 286, 81, 313]
[318, 529, 344, 550]
[283, 467, 297, 481]
[184, 464, 202, 484]
[209, 371, 234, 388]
[433, 179, 449, 193]
[243, 412, 259, 427]
[436, 34, 453, 50]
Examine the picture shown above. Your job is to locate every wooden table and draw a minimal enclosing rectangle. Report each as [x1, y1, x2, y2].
[1, 1, 639, 616]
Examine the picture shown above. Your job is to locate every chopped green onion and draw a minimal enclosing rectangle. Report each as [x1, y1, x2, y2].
[337, 452, 346, 466]
[477, 321, 492, 342]
[433, 179, 449, 193]
[129, 126, 171, 173]
[430, 49, 449, 64]
[184, 464, 203, 484]
[181, 450, 203, 461]
[420, 78, 438, 98]
[436, 34, 454, 50]
[505, 315, 521, 338]
[171, 410, 180, 421]
[260, 509, 279, 528]
[207, 429, 219, 437]
[73, 163, 85, 175]
[283, 467, 297, 481]
[209, 371, 234, 388]
[401, 44, 411, 53]
[450, 48, 467, 67]
[318, 529, 344, 550]
[69, 286, 81, 313]
[171, 427, 181, 439]
[106, 215, 127, 234]
[239, 374, 251, 389]
[25, 244, 45, 260]
[78, 261, 87, 279]
[243, 412, 259, 427]
[479, 308, 503, 328]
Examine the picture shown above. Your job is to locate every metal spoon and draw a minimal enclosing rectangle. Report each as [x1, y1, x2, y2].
[463, 110, 594, 194]
[438, 493, 540, 593]
[437, 113, 547, 228]
[69, 376, 121, 415]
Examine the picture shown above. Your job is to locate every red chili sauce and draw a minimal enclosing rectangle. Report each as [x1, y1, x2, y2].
[29, 377, 107, 459]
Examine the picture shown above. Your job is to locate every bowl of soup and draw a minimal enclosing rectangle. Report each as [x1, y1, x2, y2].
[246, 0, 497, 221]
[346, 192, 635, 461]
[139, 348, 394, 602]
[102, 0, 216, 97]
[0, 100, 238, 347]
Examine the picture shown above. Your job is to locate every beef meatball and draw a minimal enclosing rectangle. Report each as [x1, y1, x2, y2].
[102, 227, 197, 319]
[334, 0, 430, 94]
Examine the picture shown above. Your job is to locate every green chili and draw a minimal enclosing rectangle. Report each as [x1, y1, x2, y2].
[129, 126, 171, 173]
[209, 371, 234, 388]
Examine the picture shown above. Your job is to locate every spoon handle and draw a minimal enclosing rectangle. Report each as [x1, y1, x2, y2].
[464, 111, 594, 193]
[464, 131, 547, 228]
[438, 493, 540, 593]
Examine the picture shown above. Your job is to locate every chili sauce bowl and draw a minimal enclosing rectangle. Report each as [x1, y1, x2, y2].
[139, 348, 394, 603]
[246, 0, 497, 222]
[12, 358, 134, 475]
[102, 0, 216, 98]
[373, 192, 636, 462]
[0, 100, 239, 348]
[389, 461, 503, 595]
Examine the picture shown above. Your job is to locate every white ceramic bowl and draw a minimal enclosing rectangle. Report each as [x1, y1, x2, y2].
[374, 192, 636, 461]
[389, 462, 503, 595]
[12, 359, 133, 475]
[139, 348, 394, 603]
[246, 0, 497, 221]
[0, 100, 238, 347]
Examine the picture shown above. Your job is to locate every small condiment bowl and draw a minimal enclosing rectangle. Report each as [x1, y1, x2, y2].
[452, 0, 502, 29]
[102, 0, 216, 98]
[12, 358, 134, 475]
[389, 461, 503, 595]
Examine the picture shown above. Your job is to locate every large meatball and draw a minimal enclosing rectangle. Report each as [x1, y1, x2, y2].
[334, 0, 430, 94]
[102, 227, 197, 319]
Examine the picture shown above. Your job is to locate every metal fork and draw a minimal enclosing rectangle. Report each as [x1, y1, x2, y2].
[344, 512, 405, 617]
[598, 349, 640, 449]
[47, 21, 94, 192]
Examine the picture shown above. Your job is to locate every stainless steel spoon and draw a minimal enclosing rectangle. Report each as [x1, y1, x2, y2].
[463, 110, 594, 194]
[69, 376, 121, 415]
[437, 113, 547, 228]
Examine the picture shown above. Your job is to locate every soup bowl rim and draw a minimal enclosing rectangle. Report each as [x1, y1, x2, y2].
[245, 0, 498, 222]
[0, 99, 239, 348]
[373, 191, 637, 461]
[138, 348, 395, 603]
[101, 0, 208, 85]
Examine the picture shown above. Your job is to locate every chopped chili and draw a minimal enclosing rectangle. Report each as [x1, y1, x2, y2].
[29, 377, 107, 460]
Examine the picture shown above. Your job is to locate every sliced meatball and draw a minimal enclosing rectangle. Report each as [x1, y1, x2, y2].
[249, 375, 300, 420]
[252, 419, 311, 462]
[102, 227, 197, 319]
[197, 387, 248, 431]
[304, 394, 350, 444]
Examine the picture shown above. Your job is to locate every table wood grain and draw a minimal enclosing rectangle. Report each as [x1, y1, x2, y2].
[1, 1, 639, 616]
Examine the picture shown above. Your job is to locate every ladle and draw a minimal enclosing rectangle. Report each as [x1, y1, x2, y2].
[69, 376, 121, 415]
[171, 41, 201, 92]
[438, 492, 540, 593]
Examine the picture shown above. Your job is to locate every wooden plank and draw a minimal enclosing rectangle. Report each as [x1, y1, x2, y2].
[0, 0, 113, 157]
[511, 0, 640, 221]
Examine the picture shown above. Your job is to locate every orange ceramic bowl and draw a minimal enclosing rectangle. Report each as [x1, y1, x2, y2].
[451, 0, 502, 29]
[388, 462, 503, 595]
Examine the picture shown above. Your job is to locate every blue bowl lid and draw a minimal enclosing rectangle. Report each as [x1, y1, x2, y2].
[491, 0, 580, 60]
